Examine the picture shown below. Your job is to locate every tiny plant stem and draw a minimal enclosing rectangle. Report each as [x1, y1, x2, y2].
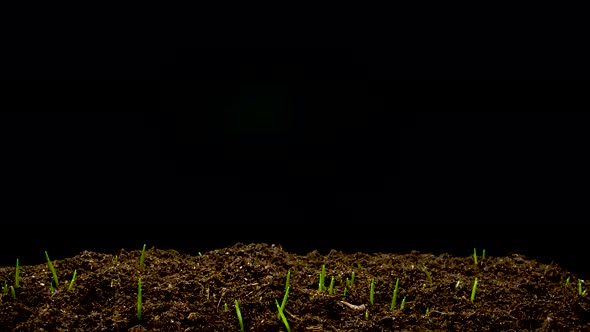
[471, 277, 478, 302]
[45, 251, 59, 288]
[10, 286, 16, 299]
[365, 309, 369, 319]
[328, 276, 335, 295]
[235, 299, 245, 332]
[369, 278, 375, 305]
[15, 258, 20, 288]
[343, 286, 348, 297]
[473, 248, 478, 266]
[2, 280, 7, 293]
[224, 303, 228, 311]
[137, 278, 142, 321]
[68, 270, 77, 291]
[139, 244, 146, 269]
[391, 278, 399, 311]
[400, 296, 406, 309]
[351, 271, 355, 286]
[579, 279, 584, 295]
[318, 264, 326, 292]
[482, 249, 486, 261]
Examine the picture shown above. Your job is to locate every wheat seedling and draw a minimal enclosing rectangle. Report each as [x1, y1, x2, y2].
[235, 299, 245, 332]
[139, 244, 146, 269]
[390, 278, 400, 311]
[328, 276, 335, 295]
[318, 264, 326, 292]
[45, 251, 59, 288]
[68, 270, 77, 291]
[137, 278, 143, 321]
[471, 277, 478, 302]
[369, 278, 375, 305]
[15, 258, 20, 288]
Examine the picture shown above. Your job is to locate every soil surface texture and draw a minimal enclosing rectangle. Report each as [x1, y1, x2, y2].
[1, 243, 589, 331]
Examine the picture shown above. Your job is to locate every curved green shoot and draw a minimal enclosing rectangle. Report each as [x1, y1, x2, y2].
[234, 299, 245, 332]
[390, 278, 399, 311]
[275, 299, 291, 332]
[400, 296, 406, 310]
[139, 244, 146, 269]
[68, 270, 77, 291]
[277, 269, 290, 319]
[579, 279, 587, 296]
[45, 251, 59, 288]
[365, 309, 369, 319]
[15, 258, 20, 288]
[10, 285, 16, 299]
[369, 278, 375, 305]
[137, 278, 142, 321]
[471, 277, 478, 302]
[277, 285, 289, 320]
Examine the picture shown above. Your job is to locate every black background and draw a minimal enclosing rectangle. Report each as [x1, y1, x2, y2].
[2, 75, 588, 279]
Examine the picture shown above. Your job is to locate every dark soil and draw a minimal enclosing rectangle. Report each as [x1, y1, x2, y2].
[1, 243, 589, 331]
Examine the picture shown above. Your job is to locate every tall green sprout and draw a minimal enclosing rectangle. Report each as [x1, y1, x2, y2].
[137, 278, 143, 321]
[277, 270, 290, 319]
[369, 278, 375, 305]
[139, 244, 146, 269]
[473, 248, 478, 266]
[318, 264, 326, 292]
[275, 296, 291, 332]
[471, 277, 478, 302]
[390, 278, 399, 311]
[235, 299, 245, 332]
[328, 276, 335, 295]
[68, 270, 77, 291]
[45, 251, 59, 288]
[15, 258, 20, 288]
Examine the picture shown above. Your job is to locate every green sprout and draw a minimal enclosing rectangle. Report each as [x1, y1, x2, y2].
[566, 276, 571, 286]
[365, 309, 369, 319]
[369, 278, 375, 305]
[328, 276, 335, 295]
[277, 270, 289, 319]
[471, 277, 478, 302]
[235, 299, 245, 332]
[343, 285, 348, 297]
[2, 280, 7, 293]
[473, 248, 478, 266]
[224, 303, 228, 311]
[350, 271, 355, 286]
[422, 265, 432, 285]
[579, 279, 587, 296]
[10, 285, 16, 299]
[318, 264, 326, 292]
[400, 296, 406, 310]
[68, 270, 77, 291]
[137, 278, 143, 321]
[50, 282, 55, 294]
[482, 249, 486, 260]
[45, 251, 59, 288]
[275, 299, 291, 332]
[277, 272, 289, 320]
[390, 278, 400, 311]
[139, 244, 146, 269]
[15, 258, 20, 288]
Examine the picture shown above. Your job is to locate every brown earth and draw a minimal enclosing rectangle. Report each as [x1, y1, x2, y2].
[1, 242, 589, 331]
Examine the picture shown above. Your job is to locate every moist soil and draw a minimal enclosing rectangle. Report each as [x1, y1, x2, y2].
[1, 243, 589, 331]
